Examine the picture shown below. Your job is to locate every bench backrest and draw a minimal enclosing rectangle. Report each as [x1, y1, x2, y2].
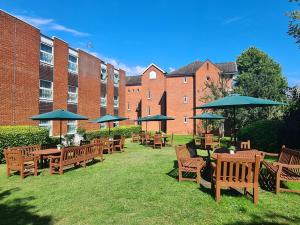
[279, 146, 300, 165]
[154, 134, 162, 144]
[205, 134, 214, 145]
[4, 149, 23, 169]
[6, 145, 41, 160]
[215, 154, 260, 187]
[90, 138, 103, 145]
[175, 145, 191, 167]
[240, 140, 251, 150]
[60, 146, 86, 164]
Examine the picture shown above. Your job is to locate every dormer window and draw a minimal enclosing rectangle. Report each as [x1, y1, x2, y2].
[149, 71, 157, 79]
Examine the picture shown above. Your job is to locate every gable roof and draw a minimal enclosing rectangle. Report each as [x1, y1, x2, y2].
[142, 63, 166, 74]
[126, 75, 141, 86]
[167, 60, 237, 76]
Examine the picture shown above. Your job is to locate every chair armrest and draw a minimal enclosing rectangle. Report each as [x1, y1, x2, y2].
[211, 162, 216, 169]
[262, 151, 279, 157]
[273, 162, 300, 169]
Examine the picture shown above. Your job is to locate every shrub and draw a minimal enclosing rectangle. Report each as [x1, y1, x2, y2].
[0, 126, 49, 162]
[237, 120, 283, 152]
[86, 125, 141, 140]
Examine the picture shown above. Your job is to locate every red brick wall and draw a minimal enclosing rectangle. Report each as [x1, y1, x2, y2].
[141, 65, 166, 132]
[166, 76, 194, 134]
[106, 64, 114, 116]
[118, 69, 126, 125]
[77, 50, 100, 131]
[52, 38, 69, 135]
[125, 85, 142, 125]
[0, 11, 40, 125]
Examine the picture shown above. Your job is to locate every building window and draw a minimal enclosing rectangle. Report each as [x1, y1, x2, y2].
[39, 120, 52, 136]
[68, 54, 78, 73]
[67, 120, 77, 134]
[183, 96, 188, 104]
[147, 90, 152, 99]
[101, 94, 107, 107]
[114, 70, 119, 87]
[68, 86, 78, 104]
[39, 80, 53, 101]
[40, 43, 53, 65]
[113, 121, 119, 127]
[100, 123, 106, 129]
[206, 75, 211, 81]
[101, 64, 107, 83]
[137, 89, 140, 92]
[183, 76, 187, 83]
[148, 107, 151, 116]
[183, 116, 188, 124]
[127, 102, 130, 110]
[149, 71, 157, 79]
[128, 89, 131, 92]
[114, 96, 119, 108]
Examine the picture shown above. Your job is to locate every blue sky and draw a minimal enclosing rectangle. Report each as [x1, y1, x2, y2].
[1, 0, 299, 86]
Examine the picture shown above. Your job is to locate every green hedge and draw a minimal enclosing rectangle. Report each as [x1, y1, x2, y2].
[237, 120, 283, 152]
[86, 125, 142, 140]
[0, 126, 50, 162]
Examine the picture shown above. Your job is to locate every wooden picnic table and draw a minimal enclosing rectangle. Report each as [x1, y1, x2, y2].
[32, 148, 61, 175]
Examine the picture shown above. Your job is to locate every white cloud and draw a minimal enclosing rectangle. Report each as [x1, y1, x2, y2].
[223, 16, 243, 25]
[14, 14, 90, 37]
[169, 67, 176, 72]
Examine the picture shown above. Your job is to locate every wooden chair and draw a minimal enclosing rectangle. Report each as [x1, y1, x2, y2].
[205, 134, 220, 150]
[240, 140, 251, 150]
[165, 133, 174, 147]
[131, 133, 139, 143]
[175, 145, 206, 184]
[262, 146, 300, 194]
[92, 138, 113, 154]
[211, 154, 261, 204]
[194, 137, 201, 147]
[4, 148, 36, 179]
[114, 136, 125, 152]
[153, 134, 163, 149]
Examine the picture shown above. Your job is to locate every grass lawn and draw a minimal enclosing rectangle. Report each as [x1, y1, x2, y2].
[0, 135, 300, 225]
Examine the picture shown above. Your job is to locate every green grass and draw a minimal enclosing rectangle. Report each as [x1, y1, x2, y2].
[0, 136, 300, 225]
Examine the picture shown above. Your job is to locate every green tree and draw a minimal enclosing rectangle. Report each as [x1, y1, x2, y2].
[287, 0, 300, 47]
[235, 47, 288, 126]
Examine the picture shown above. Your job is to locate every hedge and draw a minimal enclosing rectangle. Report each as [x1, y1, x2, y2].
[86, 125, 142, 140]
[237, 120, 283, 153]
[0, 126, 50, 162]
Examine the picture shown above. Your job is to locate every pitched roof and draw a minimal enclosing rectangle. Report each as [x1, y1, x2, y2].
[126, 75, 141, 86]
[167, 60, 237, 76]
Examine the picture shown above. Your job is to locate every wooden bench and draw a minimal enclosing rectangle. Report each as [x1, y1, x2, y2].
[262, 146, 300, 194]
[211, 154, 261, 204]
[175, 145, 206, 184]
[4, 145, 41, 179]
[49, 144, 103, 175]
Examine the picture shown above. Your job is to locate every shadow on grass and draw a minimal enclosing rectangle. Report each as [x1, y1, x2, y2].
[223, 210, 300, 225]
[0, 188, 53, 225]
[259, 168, 289, 193]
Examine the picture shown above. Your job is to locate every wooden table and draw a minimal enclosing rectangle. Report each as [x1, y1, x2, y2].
[212, 149, 265, 161]
[32, 148, 61, 175]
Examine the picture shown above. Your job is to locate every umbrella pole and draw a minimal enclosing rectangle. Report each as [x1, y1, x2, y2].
[159, 121, 161, 133]
[233, 107, 237, 147]
[109, 122, 111, 135]
[146, 122, 148, 133]
[60, 120, 62, 144]
[206, 119, 208, 134]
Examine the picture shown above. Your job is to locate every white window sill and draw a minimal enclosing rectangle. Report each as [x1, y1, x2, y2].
[40, 61, 54, 67]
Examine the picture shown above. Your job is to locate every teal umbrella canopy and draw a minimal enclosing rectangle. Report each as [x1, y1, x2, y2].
[31, 109, 88, 120]
[190, 113, 224, 120]
[135, 116, 153, 122]
[196, 94, 286, 109]
[92, 115, 128, 123]
[145, 114, 175, 121]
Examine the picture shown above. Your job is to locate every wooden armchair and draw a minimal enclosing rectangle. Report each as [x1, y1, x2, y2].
[194, 137, 202, 147]
[153, 134, 163, 149]
[4, 148, 36, 179]
[211, 154, 261, 204]
[205, 134, 220, 150]
[262, 146, 300, 194]
[131, 133, 139, 143]
[92, 138, 113, 154]
[240, 140, 251, 150]
[114, 136, 125, 152]
[175, 145, 206, 184]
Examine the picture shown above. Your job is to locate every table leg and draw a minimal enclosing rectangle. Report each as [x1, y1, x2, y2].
[40, 155, 44, 169]
[34, 156, 38, 176]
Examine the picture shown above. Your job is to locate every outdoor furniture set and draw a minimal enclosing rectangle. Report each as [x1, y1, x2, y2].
[133, 132, 173, 149]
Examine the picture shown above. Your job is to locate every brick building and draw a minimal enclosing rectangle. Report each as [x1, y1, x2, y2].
[0, 10, 126, 135]
[125, 61, 237, 134]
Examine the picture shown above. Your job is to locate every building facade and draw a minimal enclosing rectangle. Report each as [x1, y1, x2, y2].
[125, 61, 237, 134]
[0, 10, 126, 135]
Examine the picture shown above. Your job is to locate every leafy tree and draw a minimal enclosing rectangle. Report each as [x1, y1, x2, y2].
[235, 47, 288, 126]
[287, 0, 300, 47]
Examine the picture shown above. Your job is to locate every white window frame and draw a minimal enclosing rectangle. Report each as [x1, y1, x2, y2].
[68, 86, 78, 104]
[68, 53, 78, 74]
[113, 121, 119, 127]
[100, 123, 106, 129]
[39, 120, 53, 136]
[127, 102, 130, 111]
[183, 116, 188, 124]
[147, 90, 152, 99]
[114, 96, 119, 108]
[101, 94, 107, 107]
[67, 120, 77, 134]
[149, 71, 157, 79]
[101, 64, 108, 83]
[39, 80, 53, 102]
[183, 96, 188, 104]
[114, 70, 119, 87]
[183, 76, 187, 83]
[40, 42, 53, 65]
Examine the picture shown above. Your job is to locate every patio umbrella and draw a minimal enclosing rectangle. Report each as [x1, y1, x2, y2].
[190, 113, 225, 134]
[142, 114, 175, 132]
[135, 116, 152, 132]
[92, 114, 128, 134]
[31, 109, 88, 144]
[195, 94, 286, 145]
